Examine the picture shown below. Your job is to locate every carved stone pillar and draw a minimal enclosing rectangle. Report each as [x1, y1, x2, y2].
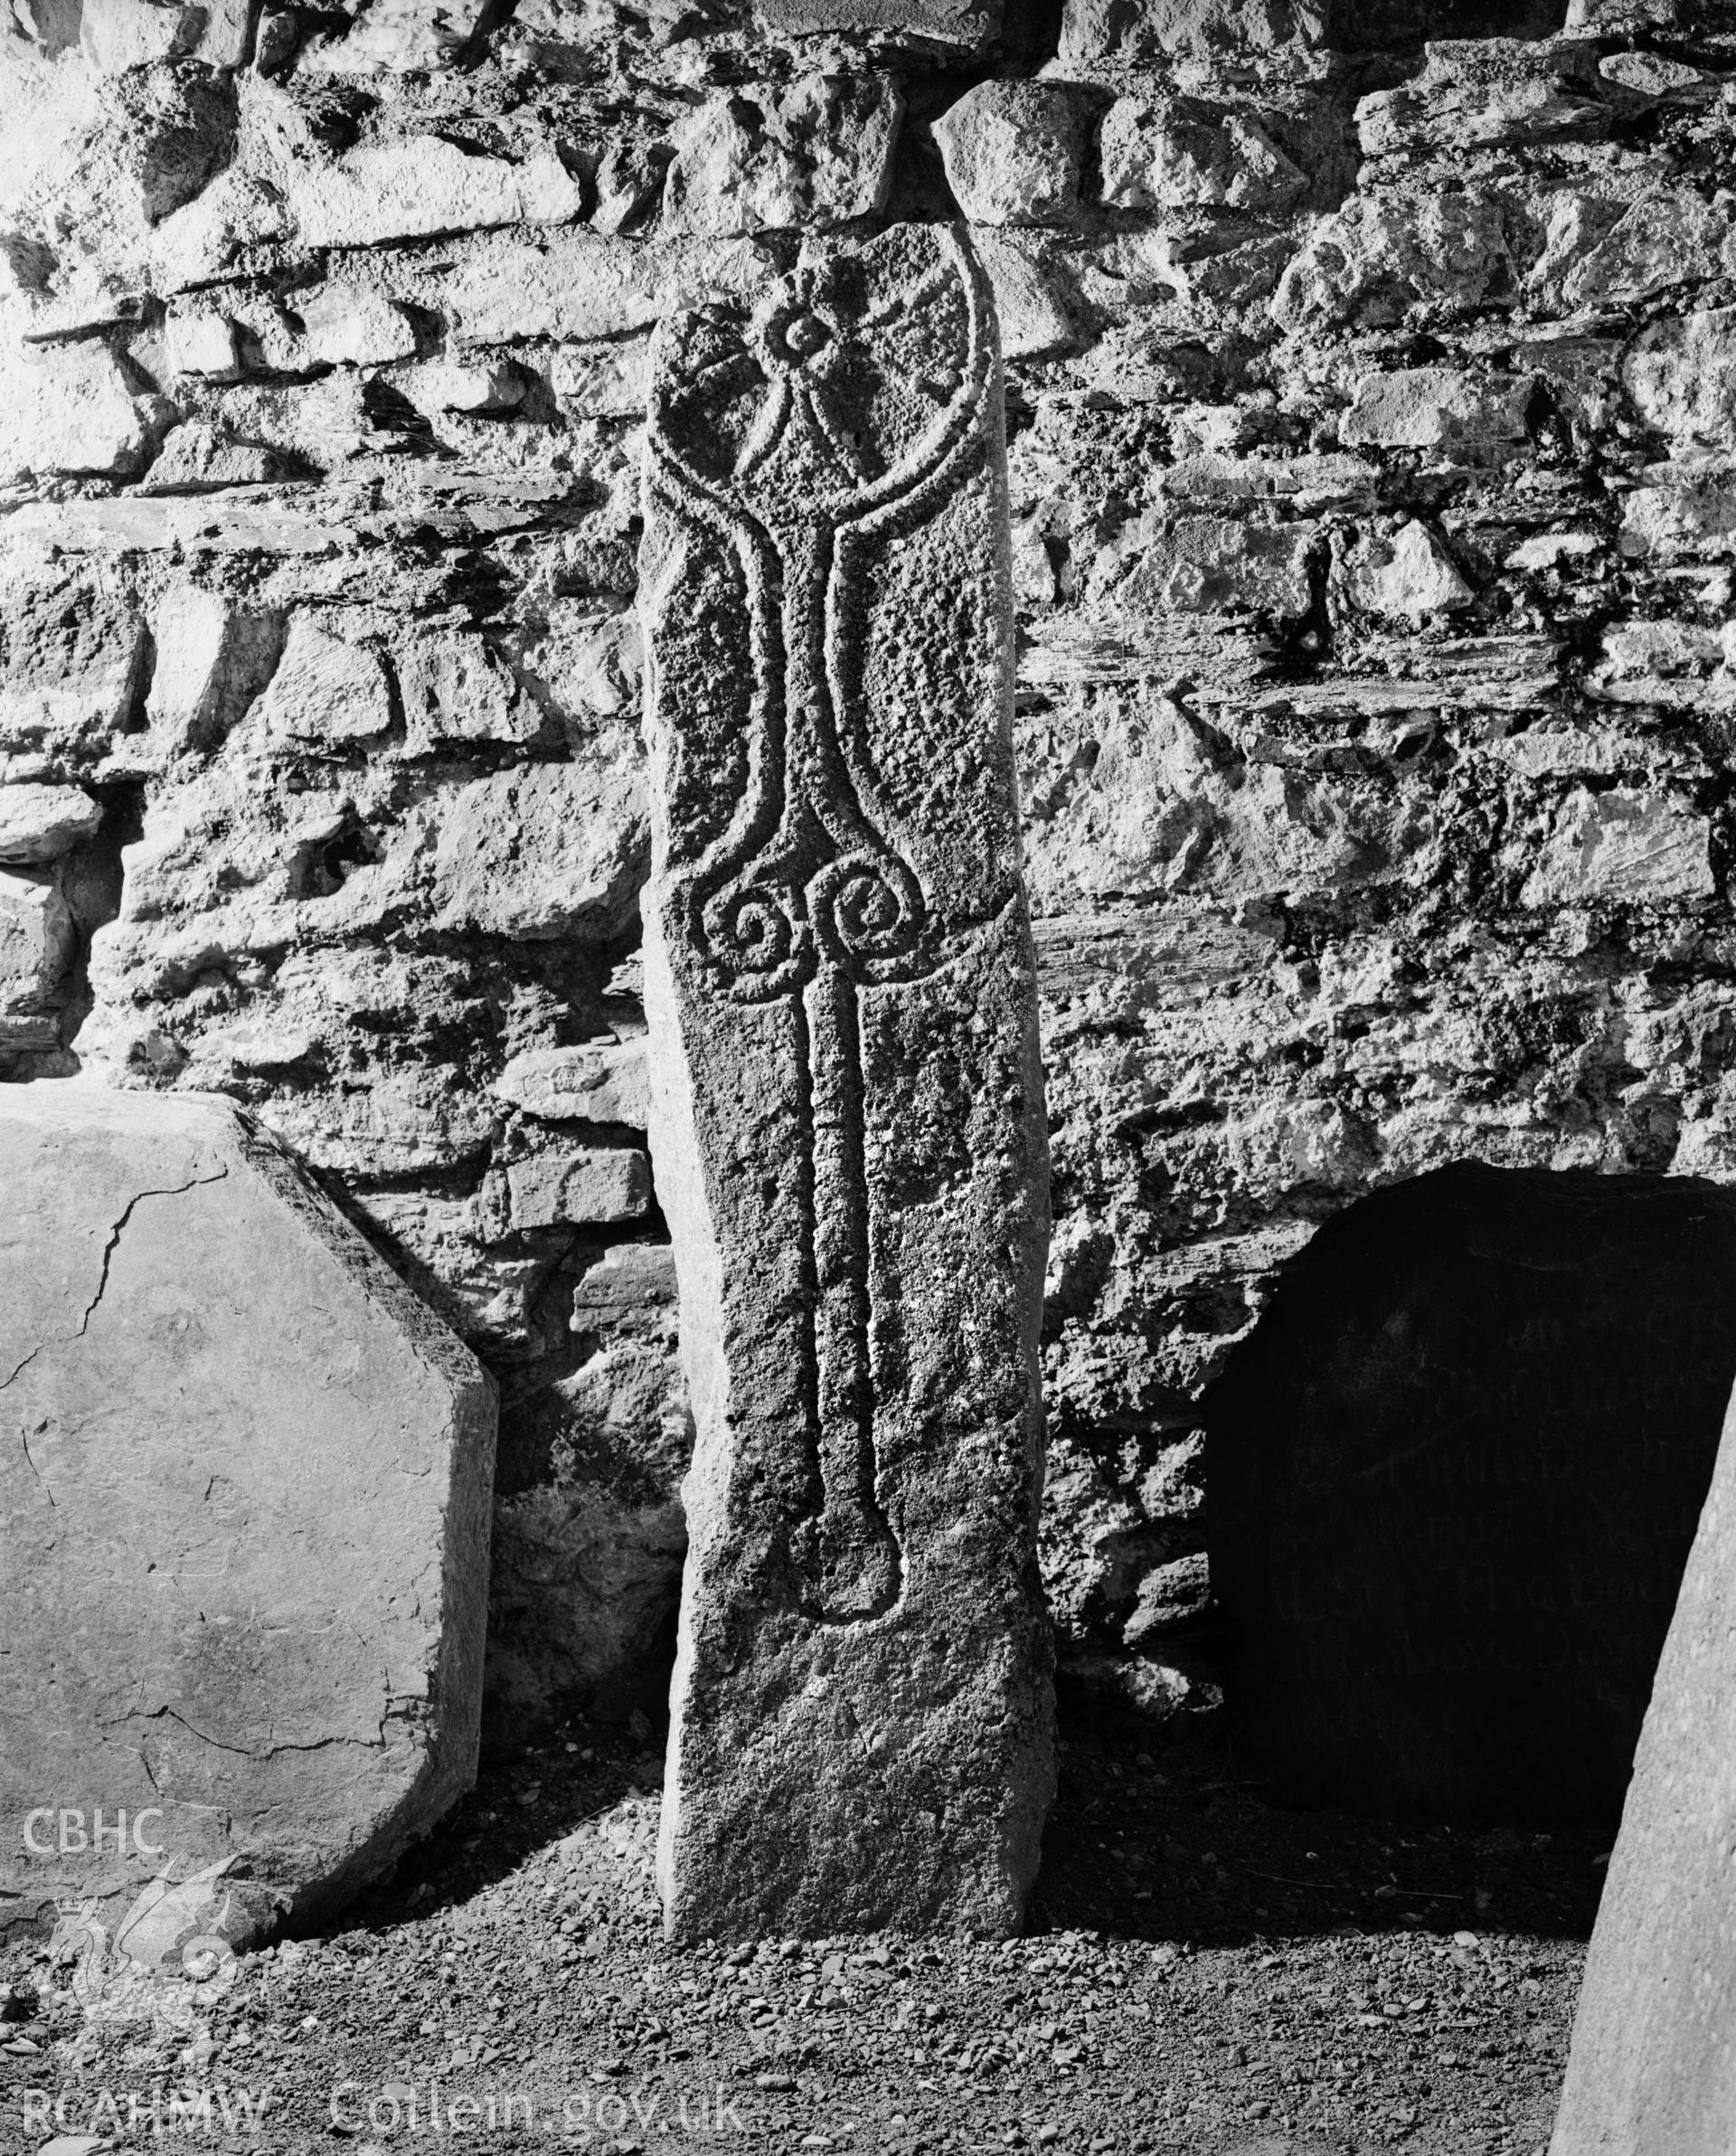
[638, 223, 1053, 1938]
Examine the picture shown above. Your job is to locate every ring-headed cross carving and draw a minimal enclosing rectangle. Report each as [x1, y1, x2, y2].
[646, 227, 995, 1626]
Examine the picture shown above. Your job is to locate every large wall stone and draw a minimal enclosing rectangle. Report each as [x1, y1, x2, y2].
[0, 1083, 495, 1950]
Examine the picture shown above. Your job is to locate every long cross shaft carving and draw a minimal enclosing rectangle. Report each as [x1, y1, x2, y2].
[646, 232, 995, 1624]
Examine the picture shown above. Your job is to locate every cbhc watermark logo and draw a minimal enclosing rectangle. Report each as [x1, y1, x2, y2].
[23, 1808, 166, 1856]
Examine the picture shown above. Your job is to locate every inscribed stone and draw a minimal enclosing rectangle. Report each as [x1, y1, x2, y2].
[638, 223, 1053, 1937]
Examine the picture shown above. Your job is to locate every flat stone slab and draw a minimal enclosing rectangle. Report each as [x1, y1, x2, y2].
[0, 1083, 495, 1956]
[639, 223, 1053, 1937]
[1550, 1382, 1736, 2155]
[1209, 1161, 1736, 1823]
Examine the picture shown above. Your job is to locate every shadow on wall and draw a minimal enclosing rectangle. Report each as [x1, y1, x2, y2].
[1331, 0, 1569, 45]
[1205, 1162, 1736, 1830]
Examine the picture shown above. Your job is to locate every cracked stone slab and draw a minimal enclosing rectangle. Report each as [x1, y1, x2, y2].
[639, 222, 1053, 1939]
[0, 1083, 495, 1953]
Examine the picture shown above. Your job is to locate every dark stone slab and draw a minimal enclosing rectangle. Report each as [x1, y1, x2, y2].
[1207, 1162, 1736, 1823]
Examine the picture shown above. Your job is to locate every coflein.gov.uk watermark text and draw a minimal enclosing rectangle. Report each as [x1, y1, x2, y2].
[330, 2081, 754, 2137]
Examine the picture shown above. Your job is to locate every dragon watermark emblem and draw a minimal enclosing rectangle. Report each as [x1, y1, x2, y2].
[48, 1857, 245, 2037]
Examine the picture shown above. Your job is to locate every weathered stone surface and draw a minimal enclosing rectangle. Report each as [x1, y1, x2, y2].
[551, 338, 652, 421]
[144, 585, 278, 759]
[161, 379, 368, 478]
[485, 1227, 690, 1738]
[397, 631, 536, 752]
[932, 83, 1086, 229]
[1334, 518, 1474, 621]
[136, 421, 283, 495]
[420, 765, 645, 941]
[1099, 97, 1305, 215]
[1209, 1164, 1736, 1822]
[0, 868, 74, 1009]
[401, 355, 526, 418]
[1021, 693, 1376, 903]
[148, 166, 292, 292]
[1618, 459, 1736, 562]
[3, 341, 160, 484]
[970, 233, 1075, 360]
[258, 617, 393, 746]
[80, 0, 204, 71]
[162, 305, 243, 381]
[73, 0, 245, 66]
[1103, 514, 1316, 618]
[1059, 0, 1323, 65]
[1588, 619, 1736, 714]
[1356, 40, 1608, 156]
[0, 1083, 495, 1943]
[495, 1039, 650, 1126]
[0, 561, 147, 763]
[1272, 193, 1512, 330]
[1625, 307, 1736, 449]
[84, 0, 243, 68]
[440, 232, 773, 347]
[572, 1240, 678, 1328]
[487, 1479, 687, 1734]
[639, 222, 1052, 1936]
[1340, 366, 1531, 453]
[505, 1144, 650, 1227]
[300, 281, 419, 368]
[0, 782, 102, 864]
[1520, 787, 1715, 906]
[756, 0, 996, 47]
[301, 0, 486, 72]
[1598, 48, 1719, 107]
[1561, 187, 1734, 309]
[287, 136, 584, 249]
[662, 80, 901, 241]
[1548, 1385, 1736, 2155]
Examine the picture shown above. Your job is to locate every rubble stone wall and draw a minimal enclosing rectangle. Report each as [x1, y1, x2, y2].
[5, 0, 1734, 1740]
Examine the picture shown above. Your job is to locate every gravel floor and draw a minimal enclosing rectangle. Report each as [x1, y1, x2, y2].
[3, 1689, 1604, 2155]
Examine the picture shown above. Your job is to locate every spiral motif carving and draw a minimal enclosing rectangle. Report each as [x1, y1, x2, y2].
[811, 852, 926, 977]
[695, 852, 930, 1000]
[697, 876, 810, 1000]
